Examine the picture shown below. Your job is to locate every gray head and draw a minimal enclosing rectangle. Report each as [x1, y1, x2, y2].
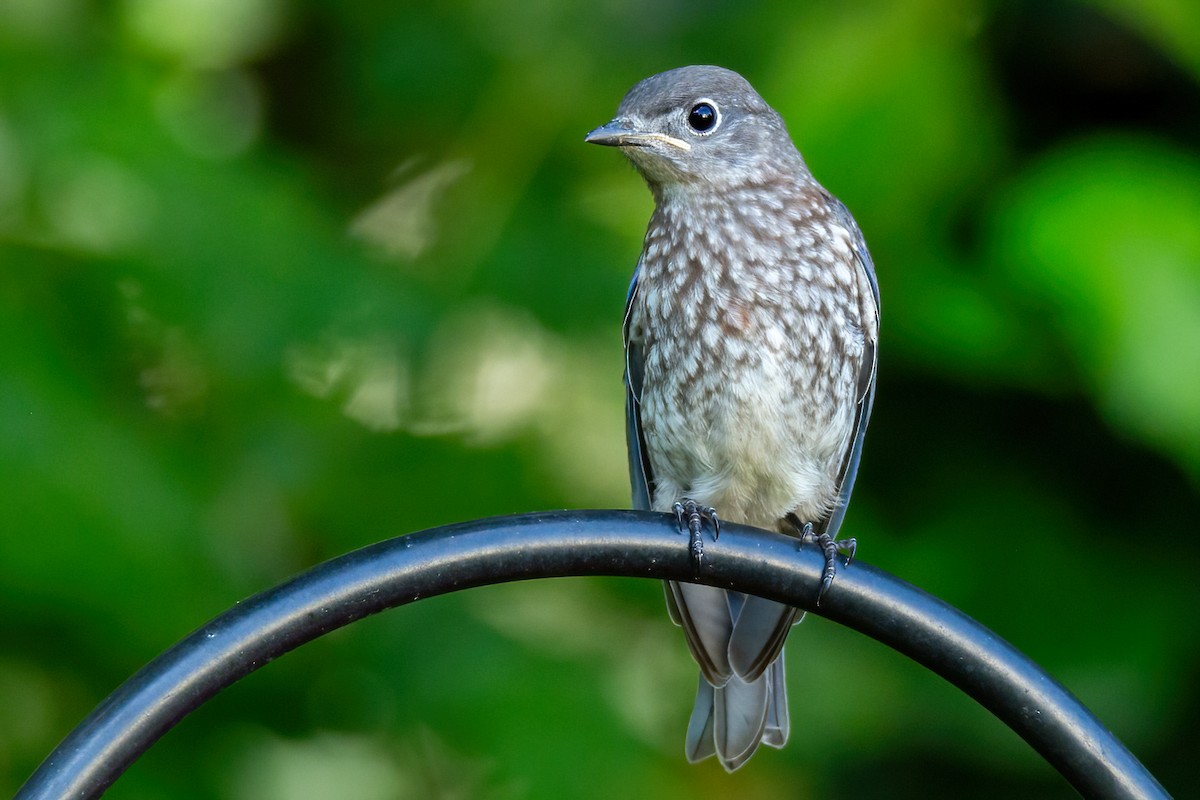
[585, 65, 805, 192]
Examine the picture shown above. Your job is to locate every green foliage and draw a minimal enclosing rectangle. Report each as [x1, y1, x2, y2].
[2, 1, 1197, 797]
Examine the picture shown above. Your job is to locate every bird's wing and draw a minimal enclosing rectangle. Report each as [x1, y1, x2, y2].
[727, 595, 797, 681]
[819, 196, 880, 540]
[623, 268, 654, 513]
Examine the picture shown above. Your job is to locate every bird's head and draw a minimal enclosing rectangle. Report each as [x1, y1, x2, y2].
[586, 65, 804, 194]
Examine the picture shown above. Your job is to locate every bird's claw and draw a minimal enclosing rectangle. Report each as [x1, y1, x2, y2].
[673, 499, 719, 566]
[799, 523, 856, 607]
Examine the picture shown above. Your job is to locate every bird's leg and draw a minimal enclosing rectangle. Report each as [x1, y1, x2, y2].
[673, 499, 720, 566]
[797, 522, 856, 607]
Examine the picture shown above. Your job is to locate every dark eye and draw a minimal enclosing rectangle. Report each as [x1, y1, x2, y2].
[687, 102, 718, 133]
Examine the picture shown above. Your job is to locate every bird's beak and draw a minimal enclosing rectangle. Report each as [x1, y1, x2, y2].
[585, 120, 638, 147]
[585, 120, 691, 151]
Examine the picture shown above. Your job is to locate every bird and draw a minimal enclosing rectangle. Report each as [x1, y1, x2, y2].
[585, 66, 879, 771]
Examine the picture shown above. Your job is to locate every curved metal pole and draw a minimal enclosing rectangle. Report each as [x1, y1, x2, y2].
[16, 510, 1169, 800]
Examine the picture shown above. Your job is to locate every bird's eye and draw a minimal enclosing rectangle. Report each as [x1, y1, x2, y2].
[687, 101, 719, 134]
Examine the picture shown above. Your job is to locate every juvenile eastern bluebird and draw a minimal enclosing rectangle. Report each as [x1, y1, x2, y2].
[586, 66, 879, 771]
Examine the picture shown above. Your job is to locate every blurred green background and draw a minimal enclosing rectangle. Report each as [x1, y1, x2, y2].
[2, 0, 1198, 797]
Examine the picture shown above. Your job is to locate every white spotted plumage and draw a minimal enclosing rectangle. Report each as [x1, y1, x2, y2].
[629, 185, 868, 529]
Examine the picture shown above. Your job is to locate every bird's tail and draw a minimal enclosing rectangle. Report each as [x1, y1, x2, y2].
[684, 651, 789, 771]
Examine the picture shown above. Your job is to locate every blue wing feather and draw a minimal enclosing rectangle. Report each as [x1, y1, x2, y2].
[623, 268, 654, 512]
[819, 197, 879, 539]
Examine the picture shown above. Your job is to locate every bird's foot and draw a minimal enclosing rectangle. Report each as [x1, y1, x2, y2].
[673, 499, 720, 566]
[798, 522, 856, 607]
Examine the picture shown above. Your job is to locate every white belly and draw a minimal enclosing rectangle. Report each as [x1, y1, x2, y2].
[641, 344, 853, 530]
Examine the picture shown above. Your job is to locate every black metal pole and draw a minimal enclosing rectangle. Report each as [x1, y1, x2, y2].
[15, 510, 1170, 799]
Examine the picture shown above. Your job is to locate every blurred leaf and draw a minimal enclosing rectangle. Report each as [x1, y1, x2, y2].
[988, 135, 1200, 474]
[1091, 0, 1200, 79]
